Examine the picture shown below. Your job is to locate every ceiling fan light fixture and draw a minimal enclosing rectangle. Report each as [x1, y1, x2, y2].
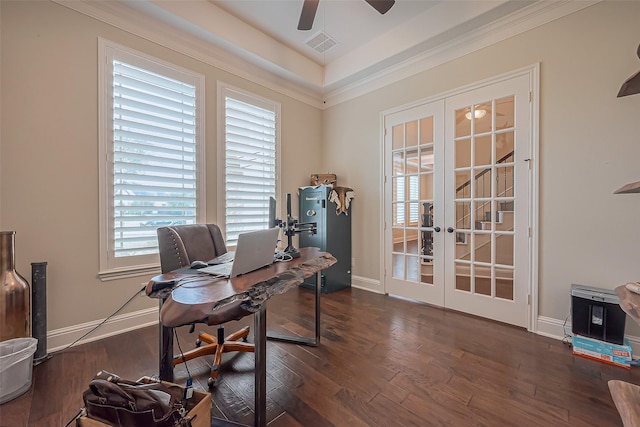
[465, 109, 487, 120]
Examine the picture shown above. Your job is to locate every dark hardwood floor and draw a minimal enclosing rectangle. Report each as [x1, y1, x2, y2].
[1, 286, 638, 426]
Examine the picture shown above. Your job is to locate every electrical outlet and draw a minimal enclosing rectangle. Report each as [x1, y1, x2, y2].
[352, 257, 355, 267]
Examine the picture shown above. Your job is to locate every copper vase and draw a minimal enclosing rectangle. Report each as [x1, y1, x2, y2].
[0, 231, 31, 341]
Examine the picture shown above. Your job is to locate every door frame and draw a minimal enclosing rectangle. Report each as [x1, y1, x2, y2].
[379, 64, 539, 332]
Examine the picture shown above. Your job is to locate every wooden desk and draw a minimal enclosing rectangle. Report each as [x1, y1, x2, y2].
[146, 247, 336, 427]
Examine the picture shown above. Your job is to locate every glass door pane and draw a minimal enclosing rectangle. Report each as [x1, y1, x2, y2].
[452, 96, 515, 300]
[385, 100, 444, 306]
[391, 120, 431, 283]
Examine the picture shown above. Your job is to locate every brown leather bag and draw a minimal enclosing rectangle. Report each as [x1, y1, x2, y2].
[82, 371, 191, 427]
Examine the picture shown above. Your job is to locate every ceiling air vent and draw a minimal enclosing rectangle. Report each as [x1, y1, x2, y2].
[305, 31, 338, 54]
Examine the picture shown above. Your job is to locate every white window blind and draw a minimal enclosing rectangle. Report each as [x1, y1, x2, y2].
[396, 176, 405, 225]
[409, 175, 419, 223]
[223, 93, 277, 245]
[99, 40, 204, 278]
[395, 175, 419, 224]
[112, 60, 198, 258]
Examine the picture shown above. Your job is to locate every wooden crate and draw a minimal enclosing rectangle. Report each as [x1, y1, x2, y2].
[77, 377, 211, 427]
[310, 173, 336, 187]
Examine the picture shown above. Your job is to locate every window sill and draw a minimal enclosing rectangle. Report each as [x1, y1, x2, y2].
[98, 264, 161, 282]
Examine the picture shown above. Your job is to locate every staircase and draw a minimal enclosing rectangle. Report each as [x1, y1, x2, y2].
[457, 208, 514, 264]
[418, 150, 516, 293]
[454, 150, 515, 265]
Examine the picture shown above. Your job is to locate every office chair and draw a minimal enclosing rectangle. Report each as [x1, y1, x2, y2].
[156, 224, 254, 386]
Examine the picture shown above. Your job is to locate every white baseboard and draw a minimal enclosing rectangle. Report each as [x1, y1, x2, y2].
[536, 315, 640, 358]
[352, 275, 384, 294]
[47, 278, 385, 352]
[535, 315, 571, 340]
[350, 280, 640, 357]
[44, 282, 640, 361]
[47, 307, 159, 353]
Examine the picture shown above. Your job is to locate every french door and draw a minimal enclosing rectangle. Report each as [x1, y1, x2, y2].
[384, 100, 446, 305]
[384, 73, 532, 328]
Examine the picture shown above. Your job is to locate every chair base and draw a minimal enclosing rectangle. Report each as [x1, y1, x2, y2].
[173, 325, 254, 387]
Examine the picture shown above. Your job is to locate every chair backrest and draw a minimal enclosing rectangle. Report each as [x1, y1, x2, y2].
[157, 224, 227, 273]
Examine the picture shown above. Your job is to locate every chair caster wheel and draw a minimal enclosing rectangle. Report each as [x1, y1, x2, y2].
[242, 336, 248, 342]
[195, 339, 202, 347]
[207, 376, 220, 388]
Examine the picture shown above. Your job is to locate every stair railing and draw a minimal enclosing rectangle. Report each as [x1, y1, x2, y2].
[455, 151, 514, 232]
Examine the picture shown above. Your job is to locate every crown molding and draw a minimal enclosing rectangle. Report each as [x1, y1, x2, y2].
[52, 0, 598, 109]
[323, 0, 600, 107]
[52, 0, 324, 108]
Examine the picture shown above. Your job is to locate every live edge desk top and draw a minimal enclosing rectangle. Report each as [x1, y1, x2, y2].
[145, 247, 336, 427]
[146, 247, 336, 328]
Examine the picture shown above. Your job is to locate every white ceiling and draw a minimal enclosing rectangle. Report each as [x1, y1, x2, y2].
[212, 0, 446, 65]
[210, 0, 537, 90]
[56, 0, 599, 106]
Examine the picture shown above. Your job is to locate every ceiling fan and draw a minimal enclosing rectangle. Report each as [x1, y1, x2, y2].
[297, 0, 396, 31]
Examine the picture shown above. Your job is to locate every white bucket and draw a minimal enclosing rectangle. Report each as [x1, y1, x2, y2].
[0, 337, 38, 404]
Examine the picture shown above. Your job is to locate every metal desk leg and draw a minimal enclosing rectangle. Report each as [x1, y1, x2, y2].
[313, 270, 320, 343]
[254, 303, 267, 427]
[266, 271, 321, 346]
[159, 298, 174, 382]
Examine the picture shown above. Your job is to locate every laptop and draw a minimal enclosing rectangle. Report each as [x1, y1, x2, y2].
[198, 228, 279, 278]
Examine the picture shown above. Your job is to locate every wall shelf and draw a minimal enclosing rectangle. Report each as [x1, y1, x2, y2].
[614, 181, 640, 194]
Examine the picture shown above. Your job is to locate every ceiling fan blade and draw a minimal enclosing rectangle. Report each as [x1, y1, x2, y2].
[365, 0, 395, 15]
[298, 0, 319, 31]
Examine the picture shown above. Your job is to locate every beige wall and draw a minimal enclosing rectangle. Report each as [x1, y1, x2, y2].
[0, 1, 321, 333]
[3, 0, 640, 342]
[323, 1, 640, 324]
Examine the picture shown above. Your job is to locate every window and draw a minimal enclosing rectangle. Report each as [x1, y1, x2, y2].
[99, 39, 205, 279]
[218, 83, 280, 246]
[396, 176, 405, 224]
[395, 175, 419, 225]
[409, 175, 419, 223]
